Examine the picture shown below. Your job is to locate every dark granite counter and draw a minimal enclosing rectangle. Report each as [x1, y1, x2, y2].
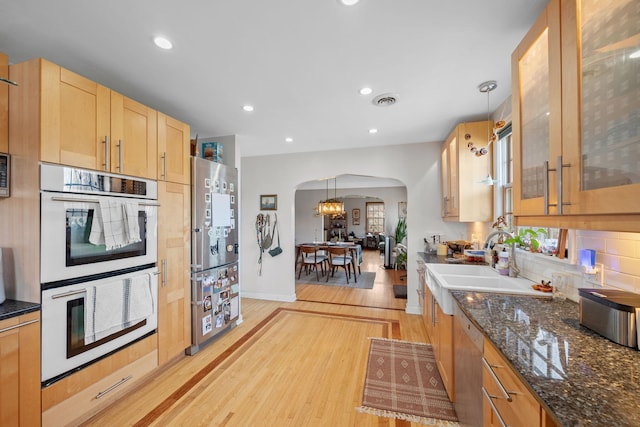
[451, 291, 640, 427]
[0, 299, 40, 321]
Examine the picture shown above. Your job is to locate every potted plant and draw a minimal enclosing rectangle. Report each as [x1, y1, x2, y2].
[394, 217, 408, 269]
[504, 227, 547, 252]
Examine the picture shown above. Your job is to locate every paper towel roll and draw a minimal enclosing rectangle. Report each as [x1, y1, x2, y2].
[0, 249, 6, 304]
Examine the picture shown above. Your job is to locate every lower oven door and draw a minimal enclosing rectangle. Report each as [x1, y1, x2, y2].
[41, 266, 158, 385]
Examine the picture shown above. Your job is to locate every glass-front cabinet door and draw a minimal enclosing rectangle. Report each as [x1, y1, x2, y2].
[561, 0, 640, 214]
[512, 0, 562, 216]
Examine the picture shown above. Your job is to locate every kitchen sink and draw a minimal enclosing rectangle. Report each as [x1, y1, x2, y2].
[426, 263, 549, 315]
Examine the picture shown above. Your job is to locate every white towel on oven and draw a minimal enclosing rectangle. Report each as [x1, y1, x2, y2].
[84, 285, 96, 344]
[93, 280, 126, 339]
[125, 274, 153, 323]
[88, 199, 140, 250]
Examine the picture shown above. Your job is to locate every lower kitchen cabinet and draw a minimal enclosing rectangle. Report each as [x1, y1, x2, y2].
[41, 335, 157, 426]
[483, 339, 558, 427]
[433, 301, 454, 401]
[0, 311, 40, 427]
[422, 280, 454, 401]
[157, 181, 191, 366]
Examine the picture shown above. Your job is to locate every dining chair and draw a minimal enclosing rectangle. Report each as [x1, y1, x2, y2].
[298, 245, 328, 281]
[326, 246, 353, 284]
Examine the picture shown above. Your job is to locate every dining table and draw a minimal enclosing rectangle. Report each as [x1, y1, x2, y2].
[295, 242, 362, 282]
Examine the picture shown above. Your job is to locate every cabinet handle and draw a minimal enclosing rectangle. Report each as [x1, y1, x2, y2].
[432, 298, 437, 326]
[160, 152, 167, 180]
[117, 139, 123, 172]
[103, 136, 110, 171]
[162, 258, 168, 288]
[482, 357, 513, 402]
[482, 387, 508, 427]
[544, 156, 571, 215]
[95, 375, 132, 399]
[556, 155, 570, 215]
[0, 318, 39, 334]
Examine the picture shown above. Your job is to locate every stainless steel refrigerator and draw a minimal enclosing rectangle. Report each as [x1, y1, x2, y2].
[187, 156, 239, 355]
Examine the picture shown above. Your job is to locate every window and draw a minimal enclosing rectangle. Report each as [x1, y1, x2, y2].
[366, 202, 384, 234]
[497, 124, 513, 227]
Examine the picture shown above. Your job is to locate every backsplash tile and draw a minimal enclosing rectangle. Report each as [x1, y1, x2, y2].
[516, 230, 640, 301]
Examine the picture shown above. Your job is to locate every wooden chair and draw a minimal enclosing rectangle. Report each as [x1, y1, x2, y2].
[297, 245, 328, 281]
[326, 246, 354, 284]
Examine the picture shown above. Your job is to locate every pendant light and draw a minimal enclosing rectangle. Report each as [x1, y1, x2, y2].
[317, 177, 345, 215]
[476, 80, 499, 185]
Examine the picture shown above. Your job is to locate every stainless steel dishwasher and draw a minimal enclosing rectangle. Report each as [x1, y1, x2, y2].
[453, 303, 484, 427]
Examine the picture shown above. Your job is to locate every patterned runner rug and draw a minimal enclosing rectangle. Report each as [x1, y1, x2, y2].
[356, 338, 459, 426]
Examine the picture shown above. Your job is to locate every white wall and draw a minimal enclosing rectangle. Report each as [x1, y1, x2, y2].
[295, 187, 406, 244]
[239, 141, 467, 314]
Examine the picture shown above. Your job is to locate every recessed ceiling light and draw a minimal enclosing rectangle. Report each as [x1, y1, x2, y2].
[339, 0, 360, 5]
[242, 105, 254, 112]
[630, 49, 640, 59]
[153, 36, 173, 50]
[359, 87, 373, 95]
[285, 137, 293, 143]
[369, 128, 378, 134]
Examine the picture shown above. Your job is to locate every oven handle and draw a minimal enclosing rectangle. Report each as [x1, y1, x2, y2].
[50, 289, 87, 299]
[50, 196, 160, 207]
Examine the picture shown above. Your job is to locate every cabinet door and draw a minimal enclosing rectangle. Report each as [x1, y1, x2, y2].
[158, 112, 190, 185]
[561, 0, 640, 215]
[110, 92, 157, 179]
[434, 303, 454, 401]
[0, 312, 40, 427]
[0, 52, 8, 153]
[40, 59, 110, 170]
[512, 0, 562, 216]
[157, 181, 191, 365]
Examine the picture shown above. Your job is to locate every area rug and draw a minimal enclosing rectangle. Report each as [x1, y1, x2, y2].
[393, 284, 407, 299]
[295, 271, 375, 289]
[356, 338, 459, 426]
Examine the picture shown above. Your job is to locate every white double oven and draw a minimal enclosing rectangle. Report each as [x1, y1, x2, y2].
[39, 164, 159, 386]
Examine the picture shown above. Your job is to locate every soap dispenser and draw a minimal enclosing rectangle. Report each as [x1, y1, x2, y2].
[497, 248, 510, 276]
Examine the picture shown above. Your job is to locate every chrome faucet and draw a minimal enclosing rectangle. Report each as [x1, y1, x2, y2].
[484, 230, 520, 278]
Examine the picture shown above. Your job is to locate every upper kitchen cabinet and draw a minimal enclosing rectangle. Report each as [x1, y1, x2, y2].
[9, 58, 157, 179]
[560, 0, 640, 215]
[441, 121, 493, 222]
[110, 91, 157, 179]
[0, 52, 8, 152]
[157, 112, 190, 185]
[513, 0, 640, 229]
[512, 0, 562, 217]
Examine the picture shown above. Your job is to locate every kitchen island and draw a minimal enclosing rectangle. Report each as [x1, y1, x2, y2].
[451, 291, 640, 427]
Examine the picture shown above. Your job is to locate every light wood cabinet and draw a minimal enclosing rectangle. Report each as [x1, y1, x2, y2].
[157, 181, 191, 366]
[42, 335, 157, 426]
[0, 52, 8, 153]
[0, 311, 40, 427]
[513, 0, 640, 230]
[441, 121, 493, 222]
[482, 339, 560, 427]
[157, 112, 190, 185]
[10, 58, 157, 179]
[432, 300, 454, 401]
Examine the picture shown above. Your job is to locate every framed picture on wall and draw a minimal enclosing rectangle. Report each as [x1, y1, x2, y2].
[352, 208, 360, 225]
[399, 202, 407, 218]
[260, 194, 277, 210]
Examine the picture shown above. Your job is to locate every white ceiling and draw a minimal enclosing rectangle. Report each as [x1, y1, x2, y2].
[0, 0, 546, 158]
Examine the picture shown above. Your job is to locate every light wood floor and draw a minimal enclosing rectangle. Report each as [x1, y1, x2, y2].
[83, 249, 426, 426]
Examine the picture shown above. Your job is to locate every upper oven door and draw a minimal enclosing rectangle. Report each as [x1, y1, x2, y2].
[40, 192, 158, 285]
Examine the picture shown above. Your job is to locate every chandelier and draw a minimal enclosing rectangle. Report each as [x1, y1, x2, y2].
[467, 80, 506, 157]
[317, 177, 344, 215]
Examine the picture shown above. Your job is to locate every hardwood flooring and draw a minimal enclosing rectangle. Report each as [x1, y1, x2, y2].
[82, 249, 425, 426]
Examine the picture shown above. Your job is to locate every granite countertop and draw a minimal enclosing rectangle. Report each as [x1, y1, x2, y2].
[0, 299, 40, 321]
[451, 291, 640, 427]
